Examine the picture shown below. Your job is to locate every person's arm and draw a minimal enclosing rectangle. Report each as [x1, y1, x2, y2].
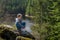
[15, 18, 18, 24]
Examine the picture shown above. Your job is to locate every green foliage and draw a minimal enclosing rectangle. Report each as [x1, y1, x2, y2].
[4, 0, 27, 11]
[26, 0, 60, 40]
[46, 23, 60, 40]
[0, 0, 28, 16]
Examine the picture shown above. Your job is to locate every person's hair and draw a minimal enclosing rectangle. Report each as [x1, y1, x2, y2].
[17, 13, 22, 17]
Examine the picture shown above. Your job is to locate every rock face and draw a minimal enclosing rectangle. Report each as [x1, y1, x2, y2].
[0, 25, 35, 40]
[0, 29, 35, 40]
[0, 29, 17, 40]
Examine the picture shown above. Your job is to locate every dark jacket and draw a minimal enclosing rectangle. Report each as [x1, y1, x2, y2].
[16, 18, 25, 30]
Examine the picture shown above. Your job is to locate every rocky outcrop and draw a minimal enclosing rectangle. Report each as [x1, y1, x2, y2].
[0, 25, 35, 40]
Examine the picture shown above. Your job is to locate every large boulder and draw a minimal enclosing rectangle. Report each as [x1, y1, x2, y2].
[0, 25, 35, 40]
[0, 25, 17, 40]
[0, 29, 17, 40]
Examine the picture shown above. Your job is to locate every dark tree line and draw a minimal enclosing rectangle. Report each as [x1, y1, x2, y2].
[0, 0, 28, 18]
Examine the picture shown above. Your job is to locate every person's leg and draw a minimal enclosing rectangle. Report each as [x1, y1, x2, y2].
[16, 22, 21, 35]
[16, 22, 21, 29]
[21, 22, 26, 28]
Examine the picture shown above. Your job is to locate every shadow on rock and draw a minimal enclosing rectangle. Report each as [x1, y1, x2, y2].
[0, 29, 35, 40]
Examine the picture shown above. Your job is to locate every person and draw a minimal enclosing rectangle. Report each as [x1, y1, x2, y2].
[15, 13, 25, 35]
